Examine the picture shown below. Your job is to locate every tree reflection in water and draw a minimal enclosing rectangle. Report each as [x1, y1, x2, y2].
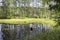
[0, 24, 51, 40]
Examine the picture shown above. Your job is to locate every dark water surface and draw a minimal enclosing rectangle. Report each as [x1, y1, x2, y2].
[0, 24, 51, 40]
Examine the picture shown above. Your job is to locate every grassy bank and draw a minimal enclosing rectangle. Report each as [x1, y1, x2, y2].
[0, 18, 56, 26]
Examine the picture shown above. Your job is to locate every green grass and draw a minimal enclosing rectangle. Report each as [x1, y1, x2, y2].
[0, 18, 56, 26]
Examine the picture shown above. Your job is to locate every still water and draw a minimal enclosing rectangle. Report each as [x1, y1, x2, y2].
[0, 24, 51, 40]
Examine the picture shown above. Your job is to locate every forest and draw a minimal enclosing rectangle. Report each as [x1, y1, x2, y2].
[0, 0, 60, 40]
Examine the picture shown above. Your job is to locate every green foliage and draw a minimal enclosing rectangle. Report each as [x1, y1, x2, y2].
[49, 10, 60, 26]
[49, 0, 60, 11]
[0, 0, 59, 26]
[0, 6, 9, 19]
[30, 26, 60, 40]
[7, 6, 44, 18]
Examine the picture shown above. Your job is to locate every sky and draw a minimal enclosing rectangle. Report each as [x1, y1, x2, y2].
[0, 0, 2, 2]
[0, 0, 43, 8]
[0, 0, 3, 6]
[0, 0, 39, 6]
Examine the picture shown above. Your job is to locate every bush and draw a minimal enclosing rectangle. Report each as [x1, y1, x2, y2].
[30, 26, 60, 40]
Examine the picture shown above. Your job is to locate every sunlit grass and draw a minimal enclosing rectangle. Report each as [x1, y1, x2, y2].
[0, 18, 56, 26]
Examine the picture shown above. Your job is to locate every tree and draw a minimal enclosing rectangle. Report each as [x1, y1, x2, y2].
[48, 0, 60, 26]
[0, 0, 9, 19]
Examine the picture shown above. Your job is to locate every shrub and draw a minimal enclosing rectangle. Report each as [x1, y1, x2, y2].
[30, 26, 60, 40]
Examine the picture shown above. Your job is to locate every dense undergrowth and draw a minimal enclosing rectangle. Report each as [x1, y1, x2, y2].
[29, 26, 60, 40]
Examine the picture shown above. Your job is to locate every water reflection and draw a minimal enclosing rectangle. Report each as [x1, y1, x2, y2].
[0, 31, 3, 40]
[0, 24, 51, 40]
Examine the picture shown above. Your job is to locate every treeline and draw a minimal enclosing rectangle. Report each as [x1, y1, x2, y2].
[0, 0, 60, 26]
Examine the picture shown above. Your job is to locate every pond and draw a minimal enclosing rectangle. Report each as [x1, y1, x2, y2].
[0, 24, 51, 40]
